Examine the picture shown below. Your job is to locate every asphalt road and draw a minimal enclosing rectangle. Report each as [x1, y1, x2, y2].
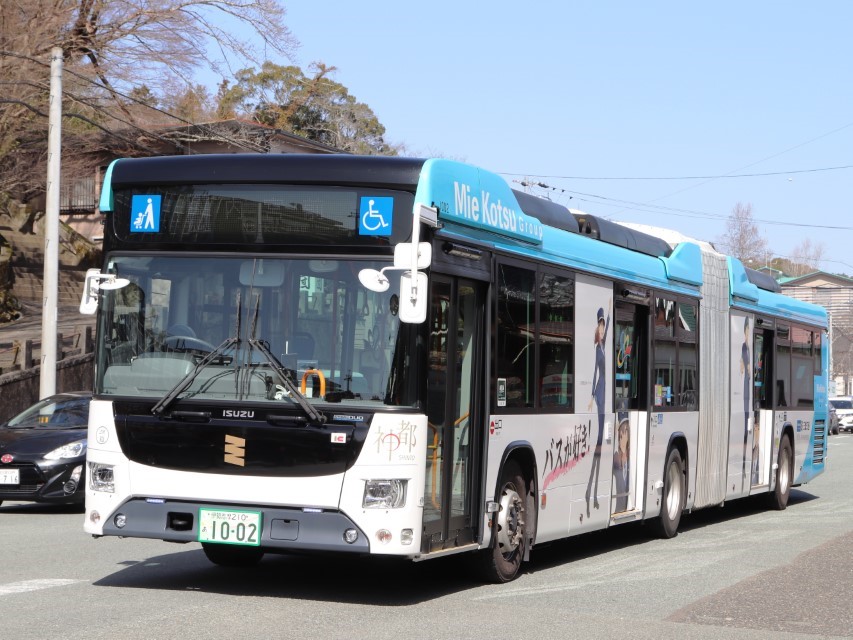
[1, 434, 851, 640]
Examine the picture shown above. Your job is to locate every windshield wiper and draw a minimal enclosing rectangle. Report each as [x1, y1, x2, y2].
[151, 337, 239, 417]
[243, 292, 325, 425]
[249, 338, 326, 424]
[153, 290, 246, 416]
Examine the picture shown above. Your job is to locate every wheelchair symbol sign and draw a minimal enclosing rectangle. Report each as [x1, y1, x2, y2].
[359, 196, 393, 236]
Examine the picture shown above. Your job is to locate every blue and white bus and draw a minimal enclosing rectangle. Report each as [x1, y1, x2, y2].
[81, 155, 828, 582]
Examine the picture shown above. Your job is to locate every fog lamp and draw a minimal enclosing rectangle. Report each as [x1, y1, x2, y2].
[114, 513, 127, 528]
[343, 528, 359, 544]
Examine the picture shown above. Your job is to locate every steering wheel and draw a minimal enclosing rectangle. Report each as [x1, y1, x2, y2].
[161, 335, 217, 354]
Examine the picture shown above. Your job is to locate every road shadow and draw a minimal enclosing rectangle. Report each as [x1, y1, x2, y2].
[0, 501, 84, 515]
[93, 546, 486, 605]
[90, 488, 821, 604]
[677, 488, 818, 534]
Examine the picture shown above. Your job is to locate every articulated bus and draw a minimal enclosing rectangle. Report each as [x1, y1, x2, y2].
[81, 155, 828, 582]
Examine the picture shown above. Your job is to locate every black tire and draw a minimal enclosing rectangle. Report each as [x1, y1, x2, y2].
[479, 460, 528, 583]
[769, 436, 793, 511]
[202, 543, 264, 567]
[651, 448, 685, 539]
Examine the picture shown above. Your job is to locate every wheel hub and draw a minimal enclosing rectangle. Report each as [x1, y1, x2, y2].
[496, 487, 525, 553]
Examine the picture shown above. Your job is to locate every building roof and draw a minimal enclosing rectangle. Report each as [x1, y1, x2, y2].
[779, 271, 853, 287]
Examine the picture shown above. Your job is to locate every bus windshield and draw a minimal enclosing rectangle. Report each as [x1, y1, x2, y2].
[95, 255, 418, 408]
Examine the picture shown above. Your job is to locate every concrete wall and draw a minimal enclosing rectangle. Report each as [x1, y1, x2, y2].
[0, 353, 93, 423]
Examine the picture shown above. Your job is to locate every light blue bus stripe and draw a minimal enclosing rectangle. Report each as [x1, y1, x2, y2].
[99, 159, 120, 213]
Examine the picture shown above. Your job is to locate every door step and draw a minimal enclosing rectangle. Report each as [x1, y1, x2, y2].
[413, 542, 481, 562]
[610, 509, 643, 524]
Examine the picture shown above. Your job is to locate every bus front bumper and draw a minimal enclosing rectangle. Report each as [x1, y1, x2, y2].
[91, 497, 371, 554]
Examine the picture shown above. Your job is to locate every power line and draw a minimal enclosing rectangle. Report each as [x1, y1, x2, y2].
[504, 163, 853, 181]
[520, 180, 853, 231]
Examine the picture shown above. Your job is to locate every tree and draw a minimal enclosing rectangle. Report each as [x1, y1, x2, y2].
[218, 62, 399, 156]
[162, 84, 216, 124]
[0, 0, 297, 201]
[716, 202, 768, 263]
[788, 238, 826, 276]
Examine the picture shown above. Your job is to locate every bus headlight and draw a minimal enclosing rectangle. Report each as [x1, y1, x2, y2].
[362, 479, 407, 509]
[88, 462, 115, 493]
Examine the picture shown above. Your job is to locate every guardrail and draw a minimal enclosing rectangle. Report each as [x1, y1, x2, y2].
[0, 326, 94, 374]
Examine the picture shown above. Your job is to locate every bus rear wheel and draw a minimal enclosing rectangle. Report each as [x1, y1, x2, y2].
[768, 436, 792, 511]
[652, 447, 685, 539]
[480, 460, 527, 583]
[202, 543, 264, 567]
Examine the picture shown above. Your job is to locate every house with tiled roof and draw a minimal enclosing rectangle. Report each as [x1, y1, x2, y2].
[779, 271, 853, 396]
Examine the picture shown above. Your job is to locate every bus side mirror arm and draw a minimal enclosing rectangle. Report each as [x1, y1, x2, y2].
[79, 268, 130, 315]
[357, 204, 439, 324]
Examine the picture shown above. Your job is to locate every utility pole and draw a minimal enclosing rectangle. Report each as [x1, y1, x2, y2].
[40, 46, 62, 399]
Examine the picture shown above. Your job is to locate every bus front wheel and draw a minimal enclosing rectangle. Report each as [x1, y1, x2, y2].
[479, 460, 528, 583]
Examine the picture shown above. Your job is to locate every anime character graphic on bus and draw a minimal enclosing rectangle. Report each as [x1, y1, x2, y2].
[750, 343, 764, 485]
[586, 304, 610, 518]
[612, 416, 630, 512]
[740, 316, 751, 490]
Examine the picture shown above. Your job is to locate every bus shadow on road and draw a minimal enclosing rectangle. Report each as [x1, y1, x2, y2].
[679, 488, 819, 533]
[92, 547, 487, 604]
[517, 488, 820, 574]
[90, 489, 821, 603]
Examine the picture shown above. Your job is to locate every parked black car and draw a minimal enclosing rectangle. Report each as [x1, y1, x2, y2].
[0, 392, 91, 507]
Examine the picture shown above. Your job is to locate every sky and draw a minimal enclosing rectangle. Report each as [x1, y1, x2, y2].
[216, 2, 853, 275]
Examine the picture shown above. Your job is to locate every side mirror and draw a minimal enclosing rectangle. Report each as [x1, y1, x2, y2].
[398, 271, 428, 324]
[80, 269, 102, 315]
[79, 268, 130, 315]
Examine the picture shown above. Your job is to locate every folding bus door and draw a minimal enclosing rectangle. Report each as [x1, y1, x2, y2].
[423, 275, 486, 553]
[611, 300, 649, 519]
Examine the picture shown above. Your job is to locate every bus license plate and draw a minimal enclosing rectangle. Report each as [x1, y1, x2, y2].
[198, 508, 262, 546]
[0, 468, 19, 484]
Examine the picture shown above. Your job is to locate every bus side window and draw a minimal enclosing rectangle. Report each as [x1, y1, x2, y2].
[538, 272, 574, 410]
[775, 329, 791, 409]
[496, 263, 536, 409]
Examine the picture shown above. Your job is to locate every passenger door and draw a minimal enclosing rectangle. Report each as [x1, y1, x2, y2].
[751, 326, 774, 488]
[423, 276, 485, 552]
[611, 300, 649, 516]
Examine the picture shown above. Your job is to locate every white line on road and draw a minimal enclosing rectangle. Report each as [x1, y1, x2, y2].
[0, 579, 85, 596]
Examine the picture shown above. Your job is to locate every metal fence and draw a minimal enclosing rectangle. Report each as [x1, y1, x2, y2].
[0, 326, 94, 374]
